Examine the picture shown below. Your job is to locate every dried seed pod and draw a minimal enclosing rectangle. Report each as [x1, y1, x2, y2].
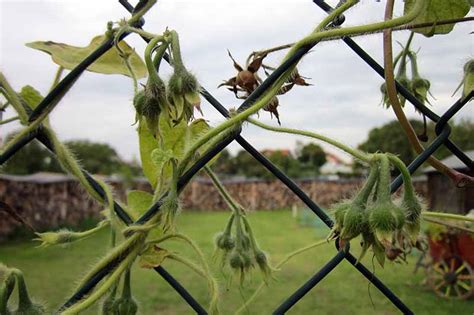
[263, 96, 281, 124]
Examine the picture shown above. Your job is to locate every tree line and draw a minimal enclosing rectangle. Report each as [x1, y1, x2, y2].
[1, 118, 472, 178]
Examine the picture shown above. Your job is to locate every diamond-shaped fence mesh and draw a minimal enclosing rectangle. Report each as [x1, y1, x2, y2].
[1, 0, 472, 314]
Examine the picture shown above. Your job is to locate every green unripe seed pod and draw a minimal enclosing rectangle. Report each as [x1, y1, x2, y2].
[229, 251, 244, 270]
[114, 297, 138, 315]
[113, 270, 138, 315]
[240, 251, 253, 269]
[368, 203, 399, 244]
[11, 270, 45, 315]
[340, 205, 365, 241]
[332, 201, 351, 229]
[100, 286, 118, 315]
[133, 90, 145, 116]
[222, 236, 236, 251]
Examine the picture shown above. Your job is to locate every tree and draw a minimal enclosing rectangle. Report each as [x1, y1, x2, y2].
[296, 142, 327, 174]
[1, 139, 55, 175]
[357, 118, 474, 168]
[431, 118, 474, 160]
[1, 133, 127, 176]
[211, 149, 236, 175]
[64, 140, 123, 175]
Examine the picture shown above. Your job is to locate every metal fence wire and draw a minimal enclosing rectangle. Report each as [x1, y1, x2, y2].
[1, 0, 473, 314]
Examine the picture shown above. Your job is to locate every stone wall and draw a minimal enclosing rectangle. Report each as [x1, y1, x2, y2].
[0, 173, 427, 240]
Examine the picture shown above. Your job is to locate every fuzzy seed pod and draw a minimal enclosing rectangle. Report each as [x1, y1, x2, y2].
[368, 155, 399, 245]
[369, 203, 399, 245]
[143, 77, 167, 133]
[0, 266, 15, 315]
[340, 163, 379, 242]
[241, 251, 253, 270]
[11, 270, 45, 315]
[340, 205, 366, 241]
[113, 270, 138, 315]
[389, 153, 424, 243]
[411, 78, 431, 104]
[395, 75, 411, 107]
[215, 233, 235, 251]
[222, 236, 236, 251]
[229, 251, 244, 270]
[168, 68, 201, 123]
[254, 250, 272, 281]
[133, 90, 145, 116]
[333, 201, 351, 228]
[100, 286, 118, 315]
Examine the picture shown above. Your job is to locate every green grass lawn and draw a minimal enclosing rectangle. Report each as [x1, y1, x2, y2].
[1, 210, 473, 314]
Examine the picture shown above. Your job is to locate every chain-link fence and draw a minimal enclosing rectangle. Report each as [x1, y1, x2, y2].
[1, 0, 472, 314]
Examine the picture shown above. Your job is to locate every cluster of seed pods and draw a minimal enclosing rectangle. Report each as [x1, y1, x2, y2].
[214, 212, 272, 285]
[329, 153, 424, 266]
[134, 30, 202, 136]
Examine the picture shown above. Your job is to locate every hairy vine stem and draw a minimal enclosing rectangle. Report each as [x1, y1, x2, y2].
[63, 245, 140, 314]
[422, 211, 474, 223]
[247, 117, 371, 163]
[235, 239, 329, 314]
[146, 232, 220, 314]
[382, 0, 472, 188]
[247, 16, 474, 61]
[178, 0, 426, 175]
[0, 116, 19, 125]
[204, 166, 241, 213]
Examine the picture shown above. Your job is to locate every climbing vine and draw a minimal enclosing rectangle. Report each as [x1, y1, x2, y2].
[0, 0, 473, 314]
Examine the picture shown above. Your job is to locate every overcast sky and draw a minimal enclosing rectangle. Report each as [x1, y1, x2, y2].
[0, 0, 472, 163]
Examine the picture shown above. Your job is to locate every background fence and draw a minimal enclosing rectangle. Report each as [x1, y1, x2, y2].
[0, 0, 472, 313]
[0, 174, 428, 240]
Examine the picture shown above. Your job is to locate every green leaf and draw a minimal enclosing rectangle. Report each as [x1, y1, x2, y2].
[372, 242, 386, 268]
[19, 85, 43, 109]
[404, 0, 470, 36]
[138, 245, 169, 269]
[26, 35, 147, 78]
[463, 60, 474, 98]
[138, 121, 159, 188]
[138, 114, 216, 188]
[151, 148, 175, 169]
[126, 190, 153, 220]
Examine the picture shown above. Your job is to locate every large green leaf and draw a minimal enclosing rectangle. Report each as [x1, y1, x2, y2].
[126, 190, 153, 220]
[19, 85, 43, 109]
[138, 115, 214, 189]
[26, 35, 147, 78]
[138, 121, 160, 188]
[404, 0, 470, 36]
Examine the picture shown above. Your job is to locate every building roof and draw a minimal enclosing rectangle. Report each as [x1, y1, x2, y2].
[424, 150, 474, 173]
[0, 172, 149, 184]
[0, 172, 75, 183]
